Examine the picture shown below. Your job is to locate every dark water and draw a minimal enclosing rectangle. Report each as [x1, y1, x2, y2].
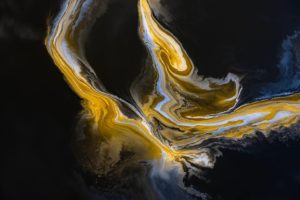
[1, 0, 300, 199]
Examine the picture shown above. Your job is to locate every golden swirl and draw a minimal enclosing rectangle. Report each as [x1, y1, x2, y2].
[46, 0, 300, 181]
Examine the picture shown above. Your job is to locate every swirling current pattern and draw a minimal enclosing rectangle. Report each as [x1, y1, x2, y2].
[46, 0, 300, 198]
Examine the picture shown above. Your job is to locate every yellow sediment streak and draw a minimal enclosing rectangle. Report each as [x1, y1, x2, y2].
[46, 0, 300, 173]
